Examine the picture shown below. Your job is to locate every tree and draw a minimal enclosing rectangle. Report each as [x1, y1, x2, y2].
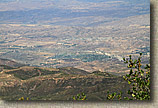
[72, 53, 150, 100]
[107, 53, 150, 100]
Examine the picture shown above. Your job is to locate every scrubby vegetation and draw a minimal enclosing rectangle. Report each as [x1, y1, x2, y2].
[0, 54, 150, 101]
[73, 93, 87, 100]
[73, 53, 150, 100]
[18, 97, 29, 100]
[107, 53, 150, 100]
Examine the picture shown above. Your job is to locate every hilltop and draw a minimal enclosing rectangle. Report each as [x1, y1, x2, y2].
[0, 60, 130, 100]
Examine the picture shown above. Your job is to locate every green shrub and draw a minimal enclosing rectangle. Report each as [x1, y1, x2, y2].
[18, 97, 29, 100]
[72, 93, 87, 100]
[107, 53, 150, 100]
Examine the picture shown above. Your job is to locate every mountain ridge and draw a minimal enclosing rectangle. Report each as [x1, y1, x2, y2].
[0, 59, 130, 100]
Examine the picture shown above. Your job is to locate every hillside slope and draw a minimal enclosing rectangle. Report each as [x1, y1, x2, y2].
[0, 63, 130, 100]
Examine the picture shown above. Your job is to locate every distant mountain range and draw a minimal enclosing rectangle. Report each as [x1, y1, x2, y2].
[0, 0, 149, 25]
[0, 0, 150, 4]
